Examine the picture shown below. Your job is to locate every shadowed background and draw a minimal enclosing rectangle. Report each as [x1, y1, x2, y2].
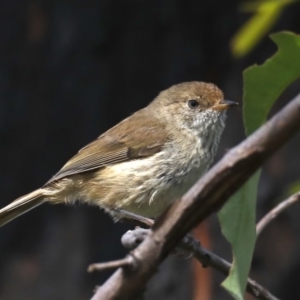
[0, 1, 300, 299]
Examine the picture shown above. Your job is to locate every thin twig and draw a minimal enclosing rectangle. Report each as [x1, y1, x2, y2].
[256, 192, 300, 235]
[179, 235, 279, 300]
[92, 93, 300, 300]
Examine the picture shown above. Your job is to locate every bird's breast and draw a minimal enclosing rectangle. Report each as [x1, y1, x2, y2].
[79, 131, 217, 218]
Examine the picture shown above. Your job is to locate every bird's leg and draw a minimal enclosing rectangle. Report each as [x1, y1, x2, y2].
[113, 208, 154, 227]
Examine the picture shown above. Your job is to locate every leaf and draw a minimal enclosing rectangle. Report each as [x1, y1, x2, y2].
[244, 31, 300, 135]
[218, 31, 300, 300]
[231, 0, 296, 58]
[218, 172, 259, 300]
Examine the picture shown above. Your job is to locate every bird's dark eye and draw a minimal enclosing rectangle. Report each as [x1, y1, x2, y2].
[188, 99, 199, 109]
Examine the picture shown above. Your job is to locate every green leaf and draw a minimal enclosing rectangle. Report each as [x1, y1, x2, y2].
[219, 31, 300, 300]
[218, 172, 259, 300]
[244, 31, 300, 135]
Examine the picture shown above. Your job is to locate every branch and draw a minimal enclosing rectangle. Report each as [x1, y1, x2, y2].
[92, 93, 300, 300]
[120, 227, 279, 300]
[89, 225, 279, 300]
[256, 192, 300, 235]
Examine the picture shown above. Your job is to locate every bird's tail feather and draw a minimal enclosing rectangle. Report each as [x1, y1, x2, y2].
[0, 189, 45, 227]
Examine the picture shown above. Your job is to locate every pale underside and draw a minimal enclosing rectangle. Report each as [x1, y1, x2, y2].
[43, 107, 225, 219]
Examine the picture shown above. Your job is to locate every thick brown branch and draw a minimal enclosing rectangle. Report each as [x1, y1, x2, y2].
[256, 192, 300, 235]
[92, 93, 300, 300]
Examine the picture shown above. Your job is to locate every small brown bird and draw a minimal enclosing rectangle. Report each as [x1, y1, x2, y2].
[0, 82, 237, 227]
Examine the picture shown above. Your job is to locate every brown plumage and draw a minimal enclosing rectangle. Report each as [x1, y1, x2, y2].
[47, 108, 168, 183]
[0, 81, 236, 227]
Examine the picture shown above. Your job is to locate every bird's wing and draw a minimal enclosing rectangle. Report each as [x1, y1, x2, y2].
[46, 109, 167, 184]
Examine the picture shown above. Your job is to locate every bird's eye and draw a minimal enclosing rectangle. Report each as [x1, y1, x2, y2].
[188, 99, 199, 109]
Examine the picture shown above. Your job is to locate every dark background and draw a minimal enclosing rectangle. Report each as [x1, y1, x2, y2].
[0, 1, 300, 299]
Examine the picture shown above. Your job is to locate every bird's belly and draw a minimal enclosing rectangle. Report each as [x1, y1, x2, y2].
[104, 156, 207, 218]
[116, 162, 207, 218]
[80, 150, 211, 219]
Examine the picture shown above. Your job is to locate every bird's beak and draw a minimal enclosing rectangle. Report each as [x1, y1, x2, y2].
[212, 100, 238, 111]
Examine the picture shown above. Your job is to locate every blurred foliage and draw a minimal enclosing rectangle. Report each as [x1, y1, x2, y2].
[231, 0, 298, 58]
[219, 32, 300, 300]
[287, 180, 300, 195]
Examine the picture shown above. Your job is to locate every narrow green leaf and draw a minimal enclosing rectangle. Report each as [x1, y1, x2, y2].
[219, 31, 300, 300]
[219, 172, 259, 300]
[232, 3, 282, 58]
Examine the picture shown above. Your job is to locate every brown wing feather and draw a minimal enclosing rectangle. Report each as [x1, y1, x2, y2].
[46, 108, 167, 184]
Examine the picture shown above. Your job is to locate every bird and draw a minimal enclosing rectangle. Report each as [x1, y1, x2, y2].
[0, 81, 237, 227]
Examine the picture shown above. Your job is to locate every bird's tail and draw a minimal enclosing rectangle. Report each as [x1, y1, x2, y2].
[0, 189, 45, 227]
